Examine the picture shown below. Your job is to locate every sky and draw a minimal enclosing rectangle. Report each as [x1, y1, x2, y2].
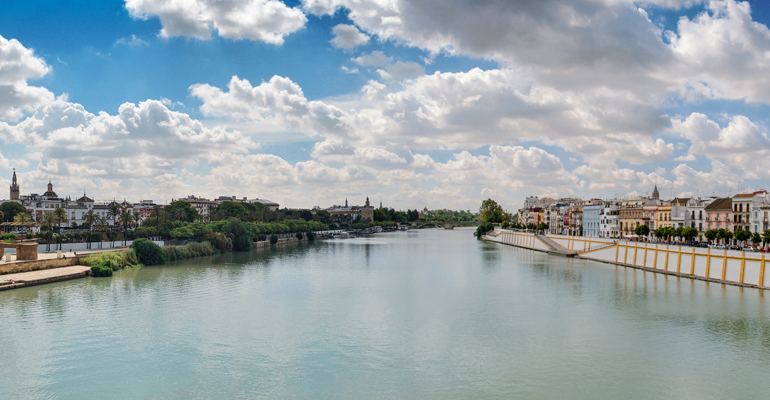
[1, 0, 770, 211]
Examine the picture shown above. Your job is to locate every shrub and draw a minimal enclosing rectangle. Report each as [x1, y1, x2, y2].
[26, 232, 33, 239]
[296, 232, 304, 240]
[81, 249, 140, 270]
[90, 232, 102, 242]
[202, 231, 232, 254]
[131, 238, 167, 266]
[257, 234, 267, 242]
[270, 234, 278, 244]
[306, 231, 315, 241]
[90, 263, 113, 277]
[162, 241, 215, 262]
[1, 233, 16, 241]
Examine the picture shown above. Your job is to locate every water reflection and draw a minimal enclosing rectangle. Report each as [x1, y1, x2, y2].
[0, 229, 768, 399]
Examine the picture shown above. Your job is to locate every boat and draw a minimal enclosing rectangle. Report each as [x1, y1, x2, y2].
[373, 226, 383, 233]
[398, 226, 409, 231]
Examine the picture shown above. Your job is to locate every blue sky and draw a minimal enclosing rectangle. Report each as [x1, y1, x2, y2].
[1, 0, 769, 210]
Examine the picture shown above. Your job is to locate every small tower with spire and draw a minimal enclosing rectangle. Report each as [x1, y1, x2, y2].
[10, 169, 19, 200]
[345, 198, 348, 208]
[652, 184, 659, 200]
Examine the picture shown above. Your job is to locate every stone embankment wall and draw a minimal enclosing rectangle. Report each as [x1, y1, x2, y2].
[484, 229, 769, 290]
[582, 241, 767, 288]
[253, 237, 303, 248]
[0, 257, 82, 275]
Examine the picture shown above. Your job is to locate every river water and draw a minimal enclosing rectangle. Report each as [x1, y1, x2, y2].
[1, 228, 769, 399]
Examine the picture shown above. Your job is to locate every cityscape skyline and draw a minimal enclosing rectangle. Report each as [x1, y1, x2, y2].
[2, 1, 770, 212]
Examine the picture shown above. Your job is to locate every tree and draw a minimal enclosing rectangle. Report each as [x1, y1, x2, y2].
[654, 228, 665, 242]
[119, 211, 133, 246]
[635, 224, 650, 237]
[223, 217, 251, 251]
[479, 199, 506, 224]
[107, 231, 118, 248]
[704, 229, 716, 244]
[83, 210, 97, 249]
[53, 207, 68, 250]
[752, 232, 761, 246]
[734, 228, 751, 246]
[13, 212, 32, 236]
[764, 230, 770, 248]
[683, 227, 698, 241]
[165, 200, 201, 223]
[373, 208, 388, 222]
[95, 217, 108, 248]
[107, 202, 121, 227]
[40, 212, 56, 251]
[0, 202, 27, 222]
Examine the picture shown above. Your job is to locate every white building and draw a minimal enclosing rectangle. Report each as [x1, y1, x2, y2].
[600, 204, 619, 239]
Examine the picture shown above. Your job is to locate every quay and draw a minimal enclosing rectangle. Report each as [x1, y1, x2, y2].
[0, 245, 125, 290]
[484, 229, 769, 291]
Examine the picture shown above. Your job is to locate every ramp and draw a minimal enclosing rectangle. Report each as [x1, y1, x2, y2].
[535, 234, 578, 257]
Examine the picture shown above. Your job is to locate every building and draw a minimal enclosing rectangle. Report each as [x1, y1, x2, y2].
[750, 192, 770, 234]
[685, 197, 714, 241]
[181, 195, 218, 219]
[600, 203, 619, 239]
[705, 198, 732, 232]
[733, 192, 763, 232]
[582, 203, 602, 238]
[619, 199, 644, 237]
[568, 205, 583, 236]
[133, 200, 159, 221]
[360, 197, 374, 222]
[247, 198, 280, 211]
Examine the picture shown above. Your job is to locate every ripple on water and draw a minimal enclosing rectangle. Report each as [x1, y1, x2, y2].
[0, 231, 769, 399]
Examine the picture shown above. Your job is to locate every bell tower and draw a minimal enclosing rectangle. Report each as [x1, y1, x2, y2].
[10, 169, 19, 200]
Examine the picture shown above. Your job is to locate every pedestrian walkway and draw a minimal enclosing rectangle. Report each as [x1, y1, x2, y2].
[535, 234, 579, 257]
[0, 265, 91, 291]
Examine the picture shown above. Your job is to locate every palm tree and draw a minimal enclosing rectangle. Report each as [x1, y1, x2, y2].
[13, 212, 32, 237]
[95, 217, 108, 248]
[132, 210, 142, 228]
[40, 212, 56, 251]
[83, 210, 97, 249]
[119, 211, 132, 246]
[108, 202, 121, 228]
[53, 207, 68, 250]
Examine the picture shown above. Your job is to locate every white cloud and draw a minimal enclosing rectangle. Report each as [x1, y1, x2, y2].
[340, 66, 359, 74]
[352, 51, 392, 67]
[672, 112, 770, 178]
[0, 35, 54, 121]
[331, 24, 370, 49]
[115, 34, 149, 47]
[377, 61, 424, 81]
[667, 0, 770, 103]
[0, 96, 256, 200]
[125, 0, 307, 44]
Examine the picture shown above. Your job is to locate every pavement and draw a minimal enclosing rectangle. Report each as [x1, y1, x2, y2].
[0, 265, 92, 290]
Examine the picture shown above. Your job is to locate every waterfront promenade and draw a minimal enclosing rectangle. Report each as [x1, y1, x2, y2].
[484, 229, 769, 290]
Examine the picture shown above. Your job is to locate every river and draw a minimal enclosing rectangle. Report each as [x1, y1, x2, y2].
[0, 228, 769, 399]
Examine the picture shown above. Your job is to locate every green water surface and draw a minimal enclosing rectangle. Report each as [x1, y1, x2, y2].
[1, 228, 768, 399]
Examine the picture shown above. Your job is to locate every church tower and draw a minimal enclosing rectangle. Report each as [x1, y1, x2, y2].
[10, 169, 19, 200]
[652, 185, 659, 200]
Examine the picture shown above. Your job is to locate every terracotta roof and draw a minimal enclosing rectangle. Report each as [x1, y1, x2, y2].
[733, 193, 755, 198]
[705, 197, 732, 210]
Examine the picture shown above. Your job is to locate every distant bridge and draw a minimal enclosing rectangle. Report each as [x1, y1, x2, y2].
[411, 221, 481, 230]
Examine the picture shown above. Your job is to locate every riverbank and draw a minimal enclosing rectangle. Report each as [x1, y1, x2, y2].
[483, 229, 769, 291]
